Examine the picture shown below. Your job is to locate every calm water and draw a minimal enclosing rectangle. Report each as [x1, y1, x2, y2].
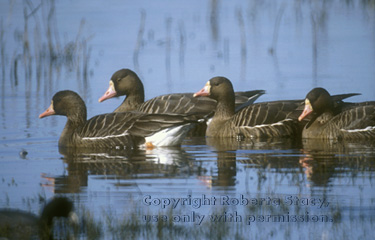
[1, 0, 375, 239]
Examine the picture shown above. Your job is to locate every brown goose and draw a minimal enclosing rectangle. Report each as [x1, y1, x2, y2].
[0, 197, 76, 240]
[40, 90, 200, 149]
[98, 68, 265, 114]
[193, 77, 305, 139]
[298, 87, 375, 139]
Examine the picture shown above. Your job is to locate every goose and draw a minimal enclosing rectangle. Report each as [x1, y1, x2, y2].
[298, 87, 375, 139]
[193, 77, 304, 139]
[39, 90, 200, 149]
[193, 77, 359, 139]
[98, 68, 265, 114]
[0, 197, 76, 240]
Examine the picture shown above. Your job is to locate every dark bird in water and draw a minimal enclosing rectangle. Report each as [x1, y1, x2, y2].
[298, 87, 375, 139]
[0, 196, 77, 240]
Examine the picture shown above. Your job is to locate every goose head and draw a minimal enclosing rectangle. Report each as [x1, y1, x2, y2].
[298, 87, 334, 122]
[98, 68, 144, 103]
[194, 77, 235, 102]
[39, 90, 87, 121]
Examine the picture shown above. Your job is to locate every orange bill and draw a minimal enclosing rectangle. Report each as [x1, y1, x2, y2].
[39, 103, 55, 118]
[298, 101, 313, 121]
[193, 82, 211, 97]
[99, 80, 117, 102]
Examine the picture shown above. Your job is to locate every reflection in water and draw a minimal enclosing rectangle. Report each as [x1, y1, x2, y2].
[133, 9, 146, 76]
[209, 0, 219, 45]
[1, 1, 375, 239]
[299, 154, 336, 187]
[45, 146, 202, 194]
[207, 136, 300, 151]
[206, 138, 237, 187]
[302, 138, 375, 154]
[300, 139, 375, 186]
[236, 8, 247, 81]
[1, 0, 92, 109]
[309, 1, 329, 85]
[178, 20, 186, 78]
[206, 137, 302, 188]
[165, 17, 173, 89]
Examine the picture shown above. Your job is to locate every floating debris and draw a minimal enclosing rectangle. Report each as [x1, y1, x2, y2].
[19, 149, 28, 159]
